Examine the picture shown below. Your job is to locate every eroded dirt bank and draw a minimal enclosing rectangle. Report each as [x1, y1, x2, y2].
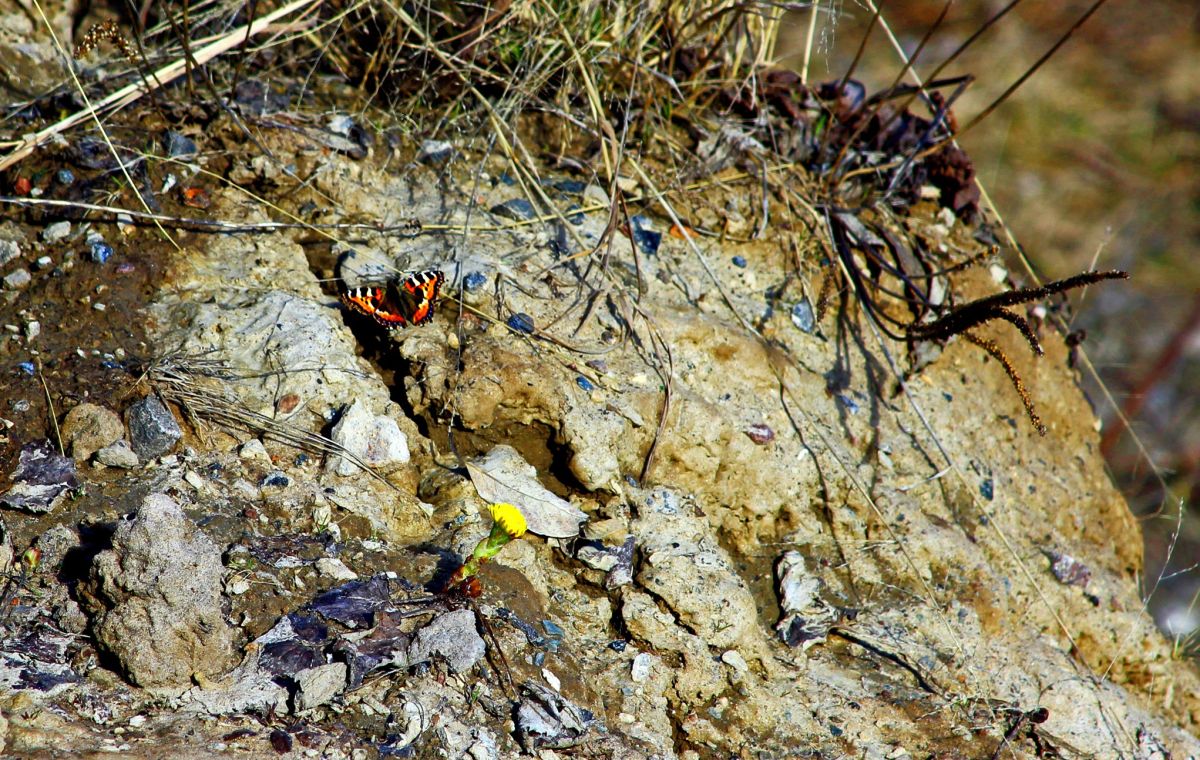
[0, 112, 1197, 759]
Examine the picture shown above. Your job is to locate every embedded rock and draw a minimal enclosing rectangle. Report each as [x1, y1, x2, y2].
[60, 403, 124, 461]
[89, 493, 236, 688]
[327, 398, 409, 477]
[126, 396, 183, 460]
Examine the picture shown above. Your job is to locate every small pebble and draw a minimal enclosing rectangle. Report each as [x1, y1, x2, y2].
[238, 439, 270, 462]
[96, 440, 139, 468]
[744, 423, 775, 445]
[462, 271, 488, 291]
[490, 198, 537, 221]
[608, 639, 627, 652]
[564, 204, 584, 225]
[790, 299, 815, 333]
[93, 303, 106, 311]
[418, 139, 454, 165]
[629, 215, 661, 255]
[260, 471, 289, 488]
[315, 557, 357, 580]
[25, 321, 39, 340]
[0, 239, 19, 266]
[721, 650, 749, 673]
[549, 178, 587, 193]
[979, 478, 994, 501]
[3, 269, 31, 290]
[42, 221, 71, 243]
[127, 395, 183, 459]
[89, 241, 113, 263]
[33, 255, 52, 270]
[164, 131, 197, 158]
[630, 652, 654, 682]
[507, 313, 535, 334]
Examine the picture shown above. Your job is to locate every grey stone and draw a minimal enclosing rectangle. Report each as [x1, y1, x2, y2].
[490, 197, 537, 220]
[89, 493, 237, 687]
[181, 659, 289, 716]
[61, 402, 124, 461]
[0, 239, 19, 266]
[403, 609, 484, 673]
[41, 221, 70, 243]
[418, 139, 454, 164]
[327, 399, 409, 477]
[126, 396, 182, 460]
[2, 268, 31, 290]
[515, 682, 594, 751]
[293, 663, 347, 712]
[95, 440, 139, 468]
[314, 557, 357, 580]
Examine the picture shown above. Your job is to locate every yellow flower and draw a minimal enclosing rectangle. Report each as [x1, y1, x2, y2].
[488, 503, 527, 540]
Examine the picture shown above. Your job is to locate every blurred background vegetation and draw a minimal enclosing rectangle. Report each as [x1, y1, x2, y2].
[774, 0, 1200, 643]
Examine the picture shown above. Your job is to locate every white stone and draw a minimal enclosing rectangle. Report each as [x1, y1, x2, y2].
[95, 440, 139, 469]
[720, 650, 748, 673]
[631, 652, 654, 682]
[327, 399, 409, 477]
[238, 439, 270, 463]
[42, 221, 70, 243]
[315, 557, 357, 580]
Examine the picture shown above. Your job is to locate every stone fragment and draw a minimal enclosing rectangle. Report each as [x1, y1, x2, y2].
[403, 609, 484, 673]
[0, 238, 19, 266]
[515, 681, 594, 751]
[89, 493, 237, 687]
[126, 395, 182, 460]
[314, 557, 357, 580]
[0, 440, 78, 514]
[2, 268, 31, 290]
[181, 658, 289, 716]
[41, 221, 70, 243]
[418, 139, 454, 165]
[327, 399, 409, 477]
[95, 440, 139, 468]
[491, 198, 537, 220]
[61, 403, 124, 461]
[293, 662, 347, 712]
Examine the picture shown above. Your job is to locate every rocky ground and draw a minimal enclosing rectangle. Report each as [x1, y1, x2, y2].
[0, 109, 1198, 759]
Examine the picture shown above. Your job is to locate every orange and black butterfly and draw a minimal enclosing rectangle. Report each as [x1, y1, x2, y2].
[339, 270, 444, 328]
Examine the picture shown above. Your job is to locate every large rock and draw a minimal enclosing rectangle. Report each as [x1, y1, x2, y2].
[89, 494, 236, 688]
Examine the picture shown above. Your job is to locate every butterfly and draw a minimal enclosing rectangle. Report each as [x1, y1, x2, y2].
[339, 270, 444, 328]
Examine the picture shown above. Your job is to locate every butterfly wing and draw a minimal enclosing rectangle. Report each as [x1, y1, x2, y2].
[340, 284, 411, 328]
[396, 270, 444, 326]
[339, 270, 443, 329]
